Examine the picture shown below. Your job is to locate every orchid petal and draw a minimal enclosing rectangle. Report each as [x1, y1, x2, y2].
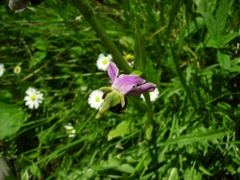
[108, 62, 119, 82]
[112, 74, 146, 94]
[126, 83, 156, 96]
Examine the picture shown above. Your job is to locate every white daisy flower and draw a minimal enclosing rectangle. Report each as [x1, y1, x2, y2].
[115, 142, 124, 150]
[125, 53, 134, 67]
[0, 64, 6, 77]
[96, 53, 112, 71]
[24, 87, 43, 109]
[13, 65, 21, 74]
[75, 15, 82, 21]
[141, 88, 159, 102]
[80, 85, 88, 93]
[88, 90, 104, 110]
[64, 124, 76, 138]
[124, 53, 134, 62]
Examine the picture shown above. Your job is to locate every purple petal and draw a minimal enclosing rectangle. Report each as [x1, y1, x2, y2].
[112, 74, 146, 94]
[9, 0, 29, 13]
[126, 83, 156, 96]
[107, 62, 119, 82]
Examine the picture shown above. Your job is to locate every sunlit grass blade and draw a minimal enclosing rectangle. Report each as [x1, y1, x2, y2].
[157, 130, 232, 147]
[134, 21, 146, 72]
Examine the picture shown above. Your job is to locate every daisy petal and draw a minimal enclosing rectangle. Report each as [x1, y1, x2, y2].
[88, 90, 104, 110]
[0, 64, 6, 77]
[24, 87, 43, 109]
[96, 53, 112, 71]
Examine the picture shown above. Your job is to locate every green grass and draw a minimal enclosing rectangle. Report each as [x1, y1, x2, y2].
[1, 0, 240, 179]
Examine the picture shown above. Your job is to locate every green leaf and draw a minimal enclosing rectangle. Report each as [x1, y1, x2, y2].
[166, 0, 180, 37]
[30, 51, 47, 68]
[119, 36, 134, 49]
[184, 164, 202, 180]
[221, 32, 238, 47]
[127, 96, 147, 113]
[100, 155, 134, 174]
[130, 70, 143, 77]
[157, 129, 232, 146]
[29, 163, 41, 178]
[69, 46, 83, 58]
[107, 120, 132, 141]
[193, 0, 214, 15]
[145, 124, 153, 140]
[217, 50, 231, 71]
[193, 0, 206, 15]
[33, 37, 49, 51]
[168, 168, 179, 180]
[203, 12, 220, 44]
[101, 156, 121, 169]
[134, 21, 146, 72]
[205, 39, 218, 48]
[230, 66, 240, 73]
[185, 17, 204, 37]
[0, 102, 27, 140]
[0, 90, 13, 103]
[216, 0, 229, 33]
[115, 164, 135, 174]
[230, 57, 240, 72]
[199, 165, 213, 176]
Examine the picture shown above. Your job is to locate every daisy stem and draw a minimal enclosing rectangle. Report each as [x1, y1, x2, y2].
[70, 0, 132, 74]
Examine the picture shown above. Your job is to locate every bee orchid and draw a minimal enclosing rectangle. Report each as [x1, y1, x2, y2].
[97, 62, 156, 118]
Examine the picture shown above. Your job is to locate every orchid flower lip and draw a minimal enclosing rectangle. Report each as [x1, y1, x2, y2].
[109, 96, 128, 114]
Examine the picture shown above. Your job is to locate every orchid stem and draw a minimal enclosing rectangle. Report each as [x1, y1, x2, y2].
[70, 0, 132, 74]
[143, 93, 153, 115]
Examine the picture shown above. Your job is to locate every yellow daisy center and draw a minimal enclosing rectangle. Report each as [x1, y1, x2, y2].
[95, 97, 100, 102]
[125, 54, 134, 62]
[30, 95, 36, 101]
[102, 59, 108, 65]
[67, 129, 73, 134]
[14, 66, 21, 73]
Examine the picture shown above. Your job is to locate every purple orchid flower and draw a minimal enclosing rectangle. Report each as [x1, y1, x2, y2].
[108, 62, 156, 96]
[96, 62, 156, 118]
